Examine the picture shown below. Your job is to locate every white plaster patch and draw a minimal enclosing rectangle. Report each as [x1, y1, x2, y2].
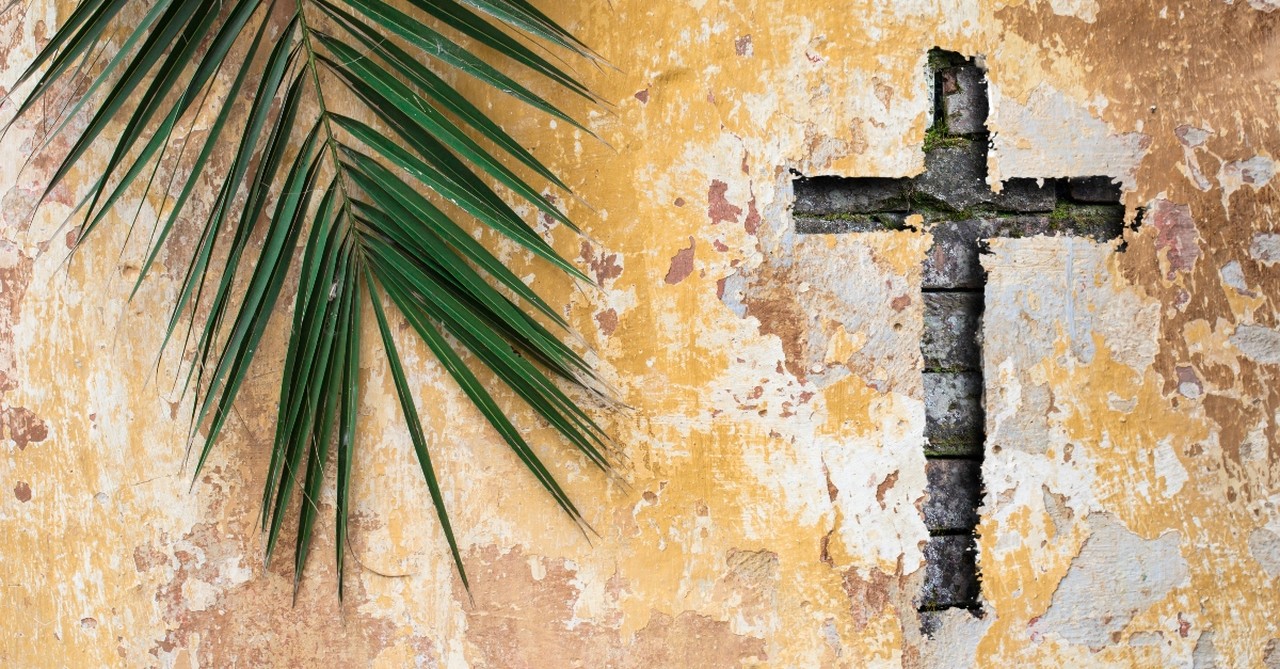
[1176, 125, 1212, 149]
[1107, 393, 1138, 412]
[1040, 0, 1100, 22]
[983, 447, 1101, 560]
[1175, 125, 1215, 190]
[1220, 260, 1251, 294]
[1153, 439, 1188, 497]
[1250, 527, 1280, 578]
[1031, 514, 1190, 650]
[528, 555, 546, 581]
[917, 607, 994, 666]
[825, 392, 930, 574]
[1218, 155, 1276, 209]
[987, 82, 1148, 190]
[1250, 233, 1280, 265]
[1230, 324, 1280, 365]
[1220, 155, 1275, 189]
[1128, 631, 1166, 647]
[982, 237, 1159, 372]
[987, 357, 1023, 451]
[1097, 275, 1162, 371]
[1244, 0, 1280, 11]
[1192, 630, 1220, 669]
[1178, 376, 1203, 399]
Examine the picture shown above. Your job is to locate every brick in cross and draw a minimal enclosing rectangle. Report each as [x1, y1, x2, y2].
[791, 50, 1127, 615]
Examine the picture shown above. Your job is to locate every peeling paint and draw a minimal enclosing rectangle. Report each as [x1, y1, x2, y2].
[1031, 515, 1190, 650]
[1250, 527, 1280, 578]
[1251, 233, 1280, 265]
[1151, 199, 1201, 280]
[664, 237, 697, 285]
[1230, 324, 1280, 365]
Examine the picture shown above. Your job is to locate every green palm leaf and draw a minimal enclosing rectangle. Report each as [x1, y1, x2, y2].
[10, 0, 610, 597]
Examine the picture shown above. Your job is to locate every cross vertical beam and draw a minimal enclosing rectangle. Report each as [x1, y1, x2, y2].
[792, 50, 1126, 615]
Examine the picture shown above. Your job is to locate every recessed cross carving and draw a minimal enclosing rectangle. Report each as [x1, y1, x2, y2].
[792, 50, 1127, 615]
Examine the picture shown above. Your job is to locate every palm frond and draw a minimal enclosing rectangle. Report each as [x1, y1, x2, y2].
[9, 0, 609, 597]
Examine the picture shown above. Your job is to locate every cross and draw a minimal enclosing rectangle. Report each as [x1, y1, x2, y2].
[792, 50, 1126, 615]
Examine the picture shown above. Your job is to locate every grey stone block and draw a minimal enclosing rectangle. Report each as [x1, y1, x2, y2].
[1066, 176, 1123, 203]
[979, 209, 1124, 242]
[922, 292, 981, 371]
[794, 212, 912, 235]
[914, 141, 989, 212]
[993, 178, 1058, 213]
[919, 535, 979, 609]
[915, 142, 1056, 214]
[924, 372, 983, 448]
[941, 64, 987, 135]
[918, 609, 945, 637]
[1046, 205, 1126, 241]
[792, 176, 909, 215]
[923, 459, 982, 531]
[924, 440, 983, 459]
[922, 220, 986, 289]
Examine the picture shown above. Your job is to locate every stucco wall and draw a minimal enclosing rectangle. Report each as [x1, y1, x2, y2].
[2, 0, 1278, 666]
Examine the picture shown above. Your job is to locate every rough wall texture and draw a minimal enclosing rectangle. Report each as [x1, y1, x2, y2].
[1, 0, 1278, 667]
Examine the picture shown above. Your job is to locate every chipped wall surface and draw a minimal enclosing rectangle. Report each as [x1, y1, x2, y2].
[2, 0, 1278, 667]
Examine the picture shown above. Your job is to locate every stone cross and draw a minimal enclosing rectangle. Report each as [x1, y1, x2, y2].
[792, 50, 1126, 613]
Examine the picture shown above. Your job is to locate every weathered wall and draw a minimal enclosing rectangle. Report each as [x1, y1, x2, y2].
[2, 0, 1278, 666]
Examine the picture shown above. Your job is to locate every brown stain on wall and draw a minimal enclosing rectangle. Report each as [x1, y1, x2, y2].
[994, 0, 1280, 480]
[664, 236, 697, 285]
[0, 251, 47, 451]
[708, 180, 745, 225]
[736, 261, 812, 380]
